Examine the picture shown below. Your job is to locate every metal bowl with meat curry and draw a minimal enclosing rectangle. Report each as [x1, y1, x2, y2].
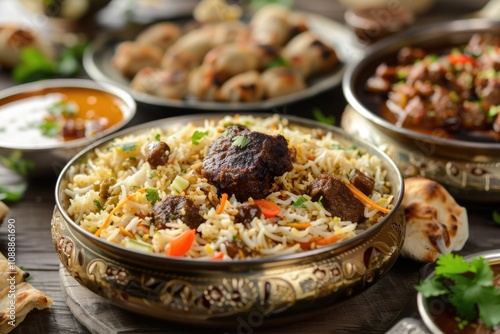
[342, 18, 500, 203]
[51, 113, 405, 326]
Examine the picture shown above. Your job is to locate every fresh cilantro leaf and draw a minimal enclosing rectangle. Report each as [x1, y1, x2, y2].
[48, 101, 78, 117]
[12, 41, 88, 84]
[493, 210, 500, 226]
[435, 253, 471, 277]
[478, 290, 500, 328]
[119, 142, 136, 153]
[0, 151, 34, 176]
[267, 56, 290, 69]
[12, 48, 56, 83]
[57, 40, 88, 77]
[317, 195, 323, 207]
[488, 105, 500, 123]
[94, 200, 104, 212]
[250, 0, 293, 10]
[471, 257, 494, 286]
[145, 188, 159, 204]
[232, 135, 250, 148]
[39, 121, 61, 137]
[312, 107, 335, 126]
[155, 133, 161, 141]
[0, 182, 27, 203]
[415, 278, 448, 298]
[192, 130, 209, 145]
[293, 196, 308, 208]
[416, 254, 500, 329]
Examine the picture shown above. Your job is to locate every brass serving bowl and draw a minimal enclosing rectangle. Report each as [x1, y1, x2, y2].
[417, 250, 500, 334]
[342, 19, 500, 203]
[51, 114, 405, 326]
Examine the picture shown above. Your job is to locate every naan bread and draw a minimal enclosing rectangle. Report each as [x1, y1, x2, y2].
[0, 253, 53, 333]
[0, 25, 55, 68]
[401, 177, 469, 263]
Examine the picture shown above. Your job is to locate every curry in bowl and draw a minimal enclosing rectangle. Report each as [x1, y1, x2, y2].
[0, 85, 128, 149]
[0, 79, 136, 176]
[62, 114, 394, 259]
[366, 33, 500, 142]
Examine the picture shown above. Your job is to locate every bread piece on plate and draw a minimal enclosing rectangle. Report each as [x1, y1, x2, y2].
[0, 25, 55, 68]
[401, 177, 469, 263]
[0, 253, 53, 333]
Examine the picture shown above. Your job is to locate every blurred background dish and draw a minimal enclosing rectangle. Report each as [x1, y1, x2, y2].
[0, 79, 136, 178]
[83, 10, 362, 111]
[17, 0, 112, 21]
[342, 18, 500, 203]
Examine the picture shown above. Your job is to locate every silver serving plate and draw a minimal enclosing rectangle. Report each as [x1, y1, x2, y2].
[342, 19, 500, 202]
[83, 13, 363, 111]
[52, 113, 405, 326]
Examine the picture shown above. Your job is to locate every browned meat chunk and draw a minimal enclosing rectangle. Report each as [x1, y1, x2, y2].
[350, 170, 375, 196]
[366, 76, 391, 94]
[222, 240, 253, 259]
[146, 141, 170, 169]
[308, 174, 365, 223]
[461, 101, 487, 130]
[494, 113, 500, 133]
[234, 203, 262, 227]
[201, 125, 293, 201]
[476, 77, 500, 109]
[397, 47, 426, 65]
[152, 195, 203, 229]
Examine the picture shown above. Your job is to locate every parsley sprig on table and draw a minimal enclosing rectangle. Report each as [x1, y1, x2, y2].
[416, 253, 500, 329]
[12, 41, 88, 84]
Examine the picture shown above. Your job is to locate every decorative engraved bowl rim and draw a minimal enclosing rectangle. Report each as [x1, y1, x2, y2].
[55, 113, 404, 269]
[343, 18, 500, 153]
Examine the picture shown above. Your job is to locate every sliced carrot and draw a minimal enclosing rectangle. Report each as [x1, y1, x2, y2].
[119, 226, 134, 239]
[286, 222, 311, 229]
[166, 229, 196, 257]
[447, 54, 476, 66]
[136, 223, 150, 234]
[216, 193, 228, 214]
[211, 252, 224, 260]
[344, 181, 391, 214]
[316, 233, 346, 246]
[94, 188, 145, 237]
[253, 199, 281, 218]
[298, 237, 322, 250]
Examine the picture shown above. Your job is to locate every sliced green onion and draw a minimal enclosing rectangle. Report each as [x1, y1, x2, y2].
[170, 175, 189, 193]
[124, 239, 153, 253]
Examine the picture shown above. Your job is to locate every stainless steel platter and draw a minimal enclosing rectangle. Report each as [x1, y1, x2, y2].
[83, 13, 363, 111]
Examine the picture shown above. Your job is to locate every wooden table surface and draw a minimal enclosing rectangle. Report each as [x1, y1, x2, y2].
[0, 1, 499, 333]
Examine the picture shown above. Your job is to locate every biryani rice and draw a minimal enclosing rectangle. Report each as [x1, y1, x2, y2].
[64, 115, 394, 259]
